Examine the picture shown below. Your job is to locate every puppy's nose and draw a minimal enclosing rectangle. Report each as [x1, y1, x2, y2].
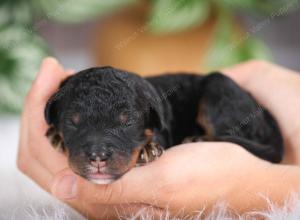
[90, 158, 106, 168]
[88, 151, 111, 162]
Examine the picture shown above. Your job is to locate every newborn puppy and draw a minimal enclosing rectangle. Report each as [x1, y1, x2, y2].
[45, 67, 284, 184]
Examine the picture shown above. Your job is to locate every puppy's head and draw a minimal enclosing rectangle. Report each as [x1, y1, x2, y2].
[45, 67, 166, 184]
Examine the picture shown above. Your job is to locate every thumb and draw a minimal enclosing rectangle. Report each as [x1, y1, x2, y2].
[51, 168, 121, 204]
[51, 167, 156, 204]
[51, 169, 78, 200]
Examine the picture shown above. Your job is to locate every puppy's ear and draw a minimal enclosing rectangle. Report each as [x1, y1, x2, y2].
[45, 92, 61, 126]
[45, 77, 72, 125]
[148, 104, 167, 130]
[137, 81, 167, 131]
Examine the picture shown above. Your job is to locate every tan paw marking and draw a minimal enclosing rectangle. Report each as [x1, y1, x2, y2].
[137, 142, 164, 165]
[46, 126, 65, 151]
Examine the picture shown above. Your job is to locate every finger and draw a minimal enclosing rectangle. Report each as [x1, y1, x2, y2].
[26, 57, 68, 124]
[29, 57, 67, 104]
[51, 164, 159, 205]
[66, 69, 76, 75]
[18, 99, 68, 177]
[51, 168, 164, 219]
[18, 103, 56, 191]
[29, 135, 69, 174]
[24, 57, 70, 173]
[222, 60, 300, 89]
[51, 169, 164, 219]
[222, 60, 300, 158]
[17, 139, 53, 191]
[17, 150, 84, 218]
[221, 60, 274, 85]
[21, 160, 53, 191]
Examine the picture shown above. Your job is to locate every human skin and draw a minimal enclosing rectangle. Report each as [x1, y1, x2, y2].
[17, 58, 300, 219]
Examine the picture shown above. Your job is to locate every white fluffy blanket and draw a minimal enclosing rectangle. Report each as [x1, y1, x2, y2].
[1, 118, 300, 220]
[2, 190, 300, 220]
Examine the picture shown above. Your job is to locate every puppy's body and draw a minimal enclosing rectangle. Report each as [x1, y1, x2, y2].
[45, 67, 283, 183]
[147, 73, 283, 162]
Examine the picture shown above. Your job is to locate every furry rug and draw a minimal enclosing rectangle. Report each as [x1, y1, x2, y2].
[2, 118, 300, 220]
[2, 194, 300, 220]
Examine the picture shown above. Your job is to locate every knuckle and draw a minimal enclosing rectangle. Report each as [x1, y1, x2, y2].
[16, 152, 29, 174]
[247, 59, 270, 68]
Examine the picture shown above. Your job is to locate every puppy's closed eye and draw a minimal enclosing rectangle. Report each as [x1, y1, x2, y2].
[119, 111, 129, 124]
[65, 113, 80, 130]
[71, 113, 81, 125]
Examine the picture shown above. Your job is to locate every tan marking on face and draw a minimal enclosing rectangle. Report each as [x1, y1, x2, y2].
[197, 99, 215, 137]
[109, 145, 143, 174]
[128, 146, 144, 168]
[144, 129, 153, 140]
[119, 111, 129, 124]
[72, 113, 80, 125]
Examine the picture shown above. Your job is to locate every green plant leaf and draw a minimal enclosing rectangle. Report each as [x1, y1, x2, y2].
[240, 38, 271, 60]
[32, 0, 136, 23]
[217, 0, 300, 14]
[0, 0, 33, 26]
[204, 8, 271, 70]
[0, 24, 48, 113]
[148, 0, 210, 34]
[205, 37, 271, 70]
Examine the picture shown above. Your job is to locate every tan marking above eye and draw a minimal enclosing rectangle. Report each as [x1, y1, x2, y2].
[144, 129, 153, 139]
[119, 111, 129, 123]
[72, 113, 80, 125]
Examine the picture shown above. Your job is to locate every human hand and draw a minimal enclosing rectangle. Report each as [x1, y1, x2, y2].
[18, 59, 300, 219]
[17, 57, 71, 191]
[52, 142, 281, 217]
[17, 58, 147, 219]
[50, 60, 300, 218]
[223, 60, 300, 164]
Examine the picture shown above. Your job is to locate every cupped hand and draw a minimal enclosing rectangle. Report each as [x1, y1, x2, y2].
[18, 59, 300, 219]
[17, 58, 143, 219]
[52, 142, 275, 217]
[17, 57, 70, 190]
[223, 60, 300, 164]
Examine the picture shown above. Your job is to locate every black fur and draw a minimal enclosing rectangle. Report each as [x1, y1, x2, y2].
[45, 67, 284, 181]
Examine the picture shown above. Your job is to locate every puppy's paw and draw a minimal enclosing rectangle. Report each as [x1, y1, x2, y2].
[46, 126, 65, 151]
[137, 142, 164, 165]
[182, 135, 211, 144]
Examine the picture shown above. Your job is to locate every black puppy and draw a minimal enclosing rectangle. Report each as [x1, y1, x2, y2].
[45, 67, 284, 184]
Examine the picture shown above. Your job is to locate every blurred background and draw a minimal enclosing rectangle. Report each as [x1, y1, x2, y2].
[0, 0, 300, 219]
[1, 0, 300, 113]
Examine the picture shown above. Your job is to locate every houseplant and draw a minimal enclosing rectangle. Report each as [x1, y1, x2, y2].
[0, 0, 298, 113]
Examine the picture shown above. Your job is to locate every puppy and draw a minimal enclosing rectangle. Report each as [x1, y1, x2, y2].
[45, 67, 284, 184]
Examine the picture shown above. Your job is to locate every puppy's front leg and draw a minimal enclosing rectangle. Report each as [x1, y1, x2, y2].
[137, 129, 164, 165]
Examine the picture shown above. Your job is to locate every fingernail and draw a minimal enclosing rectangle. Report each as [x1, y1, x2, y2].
[35, 57, 59, 82]
[53, 175, 77, 200]
[66, 69, 75, 75]
[40, 57, 58, 71]
[44, 56, 58, 64]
